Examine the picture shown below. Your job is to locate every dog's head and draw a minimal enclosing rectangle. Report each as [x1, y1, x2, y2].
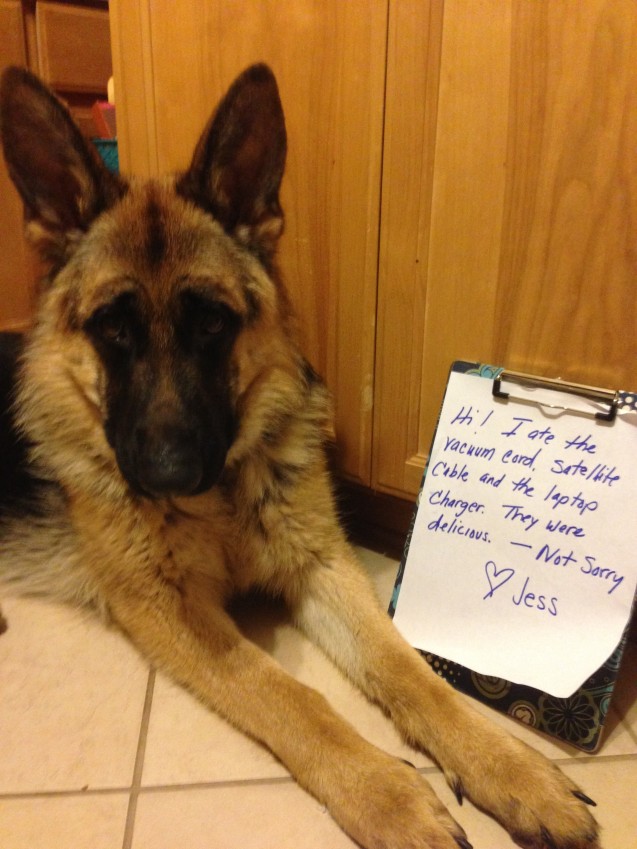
[0, 65, 304, 500]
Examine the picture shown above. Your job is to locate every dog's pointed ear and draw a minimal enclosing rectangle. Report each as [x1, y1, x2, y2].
[176, 64, 287, 265]
[0, 66, 126, 268]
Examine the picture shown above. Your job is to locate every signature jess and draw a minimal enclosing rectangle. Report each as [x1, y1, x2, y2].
[511, 576, 559, 616]
[483, 561, 558, 616]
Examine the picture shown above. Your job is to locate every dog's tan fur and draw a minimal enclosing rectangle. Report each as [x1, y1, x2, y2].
[0, 65, 599, 849]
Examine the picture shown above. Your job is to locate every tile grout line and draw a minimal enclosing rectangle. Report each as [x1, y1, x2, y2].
[2, 752, 636, 807]
[131, 775, 299, 796]
[115, 751, 637, 800]
[121, 667, 156, 849]
[0, 787, 134, 802]
[2, 750, 636, 804]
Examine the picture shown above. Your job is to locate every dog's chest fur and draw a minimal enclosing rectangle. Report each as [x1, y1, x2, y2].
[61, 442, 338, 614]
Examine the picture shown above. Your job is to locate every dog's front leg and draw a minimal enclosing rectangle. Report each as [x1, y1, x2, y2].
[288, 544, 600, 849]
[108, 578, 469, 849]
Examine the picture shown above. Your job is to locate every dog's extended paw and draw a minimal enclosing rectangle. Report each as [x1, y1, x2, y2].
[443, 733, 600, 849]
[331, 756, 472, 849]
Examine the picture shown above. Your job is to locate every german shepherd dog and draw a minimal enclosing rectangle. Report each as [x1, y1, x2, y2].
[0, 65, 599, 849]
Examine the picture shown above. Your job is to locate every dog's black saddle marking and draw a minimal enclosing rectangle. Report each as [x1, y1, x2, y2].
[0, 332, 49, 518]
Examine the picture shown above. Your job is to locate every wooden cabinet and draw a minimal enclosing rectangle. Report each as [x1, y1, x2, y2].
[0, 0, 34, 329]
[374, 0, 637, 498]
[0, 0, 111, 329]
[111, 0, 637, 500]
[4, 1, 634, 503]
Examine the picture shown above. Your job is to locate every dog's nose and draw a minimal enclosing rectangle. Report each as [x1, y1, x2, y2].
[135, 425, 203, 497]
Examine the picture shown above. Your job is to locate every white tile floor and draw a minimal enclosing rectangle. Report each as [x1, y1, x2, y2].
[1, 548, 636, 849]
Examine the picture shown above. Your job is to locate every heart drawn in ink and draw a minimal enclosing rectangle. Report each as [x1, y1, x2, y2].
[483, 560, 515, 599]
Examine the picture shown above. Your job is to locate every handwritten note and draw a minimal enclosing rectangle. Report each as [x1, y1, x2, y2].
[392, 370, 637, 698]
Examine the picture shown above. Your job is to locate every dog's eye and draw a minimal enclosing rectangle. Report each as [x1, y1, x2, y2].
[193, 306, 236, 349]
[179, 292, 238, 351]
[87, 306, 134, 351]
[200, 310, 226, 337]
[99, 315, 131, 346]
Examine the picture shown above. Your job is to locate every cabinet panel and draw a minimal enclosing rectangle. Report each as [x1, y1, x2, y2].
[373, 0, 444, 496]
[493, 1, 637, 387]
[36, 1, 111, 93]
[111, 0, 387, 484]
[0, 0, 26, 66]
[0, 0, 34, 330]
[374, 0, 637, 497]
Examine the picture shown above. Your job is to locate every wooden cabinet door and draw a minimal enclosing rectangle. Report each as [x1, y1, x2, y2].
[110, 0, 387, 485]
[0, 0, 34, 330]
[374, 0, 637, 498]
[36, 1, 112, 93]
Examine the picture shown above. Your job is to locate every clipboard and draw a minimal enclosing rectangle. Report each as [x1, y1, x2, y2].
[389, 361, 637, 751]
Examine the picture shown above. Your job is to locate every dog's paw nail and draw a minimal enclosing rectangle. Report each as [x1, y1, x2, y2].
[400, 758, 416, 769]
[572, 789, 597, 807]
[540, 825, 558, 849]
[452, 778, 464, 806]
[454, 837, 473, 849]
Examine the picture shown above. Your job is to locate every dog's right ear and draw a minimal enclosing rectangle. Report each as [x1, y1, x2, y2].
[176, 64, 287, 267]
[0, 66, 126, 269]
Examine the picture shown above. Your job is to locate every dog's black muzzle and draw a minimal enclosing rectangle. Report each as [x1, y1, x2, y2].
[134, 424, 205, 497]
[113, 410, 233, 500]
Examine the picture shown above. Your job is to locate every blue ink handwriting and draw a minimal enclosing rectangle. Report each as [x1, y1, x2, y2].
[428, 489, 485, 518]
[502, 504, 539, 532]
[483, 561, 559, 615]
[444, 436, 495, 461]
[430, 460, 469, 482]
[564, 433, 597, 454]
[545, 517, 585, 538]
[483, 560, 515, 598]
[501, 447, 542, 470]
[511, 576, 558, 616]
[427, 513, 491, 543]
[451, 406, 474, 426]
[535, 545, 577, 567]
[502, 417, 556, 445]
[550, 460, 620, 486]
[511, 476, 535, 497]
[479, 472, 506, 488]
[581, 556, 624, 595]
[543, 485, 598, 516]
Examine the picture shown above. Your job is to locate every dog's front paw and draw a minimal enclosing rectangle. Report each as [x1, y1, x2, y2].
[329, 755, 471, 849]
[444, 732, 599, 849]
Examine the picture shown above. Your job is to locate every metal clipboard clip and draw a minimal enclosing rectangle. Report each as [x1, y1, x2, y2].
[492, 370, 619, 422]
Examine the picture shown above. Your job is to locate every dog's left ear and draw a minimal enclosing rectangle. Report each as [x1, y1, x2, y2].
[0, 66, 126, 270]
[177, 64, 287, 265]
